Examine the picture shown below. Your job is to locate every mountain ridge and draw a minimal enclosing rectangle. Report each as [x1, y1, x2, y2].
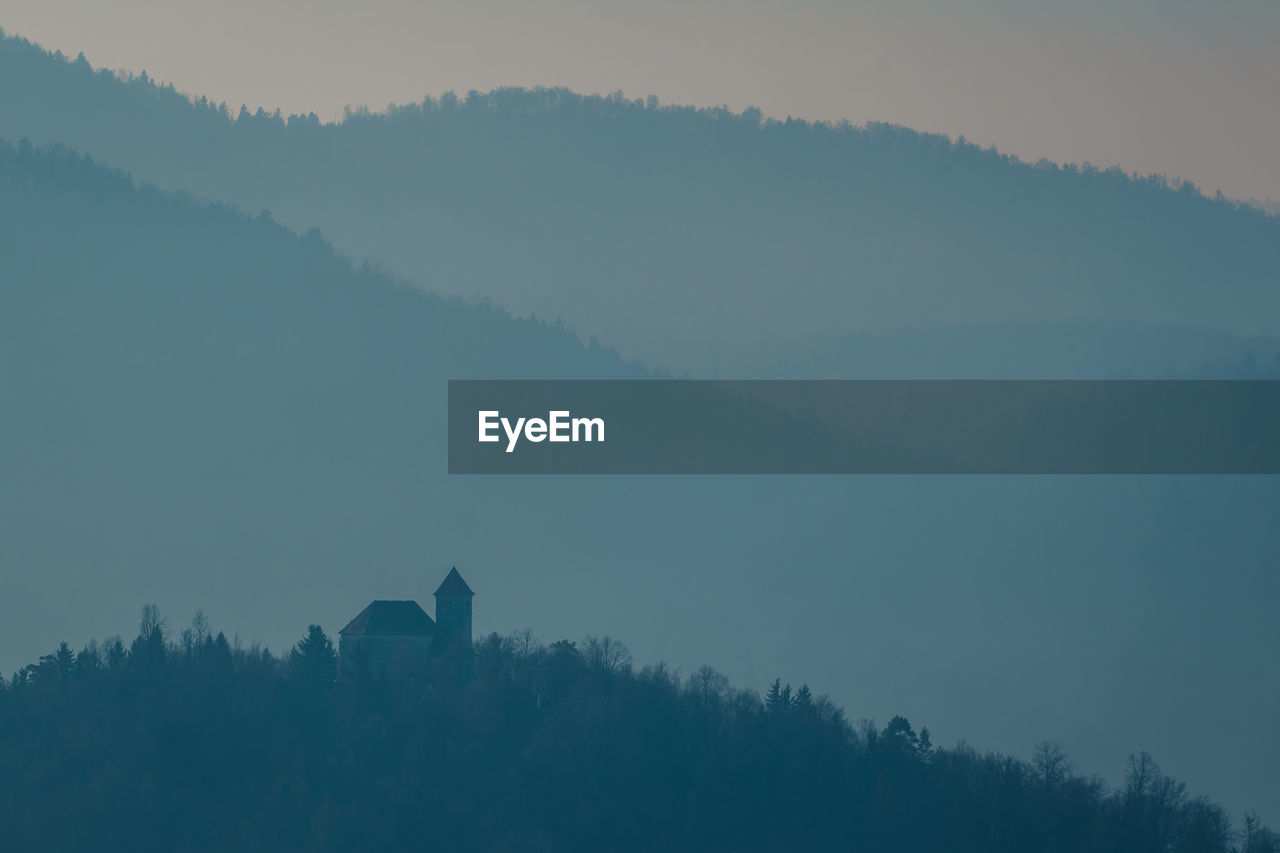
[4, 30, 1279, 376]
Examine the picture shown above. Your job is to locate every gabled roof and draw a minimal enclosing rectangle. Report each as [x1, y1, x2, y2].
[434, 567, 474, 598]
[339, 600, 436, 636]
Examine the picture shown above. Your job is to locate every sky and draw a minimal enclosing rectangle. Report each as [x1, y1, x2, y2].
[3, 0, 1278, 202]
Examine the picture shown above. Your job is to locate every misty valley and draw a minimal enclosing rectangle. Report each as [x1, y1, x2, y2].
[1, 17, 1279, 853]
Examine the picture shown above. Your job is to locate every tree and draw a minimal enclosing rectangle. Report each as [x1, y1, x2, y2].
[75, 642, 103, 675]
[55, 642, 75, 678]
[687, 665, 729, 710]
[288, 624, 337, 688]
[1033, 740, 1072, 787]
[181, 610, 211, 656]
[130, 605, 167, 673]
[882, 715, 921, 754]
[509, 627, 539, 662]
[1244, 812, 1280, 853]
[583, 635, 631, 678]
[766, 679, 792, 715]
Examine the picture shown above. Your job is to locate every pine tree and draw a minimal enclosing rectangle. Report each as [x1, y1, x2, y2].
[288, 624, 337, 688]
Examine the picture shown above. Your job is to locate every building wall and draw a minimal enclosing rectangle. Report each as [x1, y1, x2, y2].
[435, 597, 472, 650]
[339, 634, 433, 680]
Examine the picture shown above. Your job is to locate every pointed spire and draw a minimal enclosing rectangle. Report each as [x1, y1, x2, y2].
[434, 566, 474, 598]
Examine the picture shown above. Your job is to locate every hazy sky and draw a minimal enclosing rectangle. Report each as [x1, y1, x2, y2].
[4, 0, 1278, 200]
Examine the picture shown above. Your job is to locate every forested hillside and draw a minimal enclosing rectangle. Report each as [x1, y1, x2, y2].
[2, 611, 1276, 853]
[3, 31, 1278, 375]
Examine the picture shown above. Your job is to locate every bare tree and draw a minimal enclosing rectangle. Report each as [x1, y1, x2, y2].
[583, 635, 631, 678]
[138, 604, 166, 642]
[1033, 741, 1073, 787]
[1244, 812, 1280, 853]
[687, 664, 729, 709]
[508, 627, 540, 663]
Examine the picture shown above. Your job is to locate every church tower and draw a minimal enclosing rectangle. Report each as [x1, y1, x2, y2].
[433, 566, 475, 653]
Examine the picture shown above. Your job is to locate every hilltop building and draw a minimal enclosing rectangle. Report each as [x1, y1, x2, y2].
[338, 567, 476, 684]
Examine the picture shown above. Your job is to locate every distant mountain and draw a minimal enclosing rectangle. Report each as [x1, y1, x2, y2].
[0, 137, 643, 527]
[3, 31, 1278, 375]
[1245, 199, 1280, 218]
[0, 138, 650, 673]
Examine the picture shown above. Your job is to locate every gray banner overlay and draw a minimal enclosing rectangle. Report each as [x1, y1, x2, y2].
[448, 380, 1280, 474]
